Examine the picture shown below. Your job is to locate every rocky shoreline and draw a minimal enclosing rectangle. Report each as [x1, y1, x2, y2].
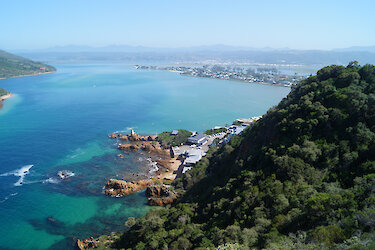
[77, 131, 182, 249]
[103, 131, 181, 201]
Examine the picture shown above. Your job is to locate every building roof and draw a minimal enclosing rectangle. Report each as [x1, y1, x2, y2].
[185, 155, 202, 164]
[189, 133, 206, 140]
[186, 148, 204, 157]
[182, 167, 192, 173]
[234, 126, 246, 135]
[171, 130, 179, 135]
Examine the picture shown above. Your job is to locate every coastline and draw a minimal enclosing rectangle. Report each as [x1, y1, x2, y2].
[140, 67, 293, 88]
[0, 93, 13, 101]
[0, 93, 13, 110]
[104, 132, 183, 198]
[0, 70, 56, 81]
[180, 72, 292, 88]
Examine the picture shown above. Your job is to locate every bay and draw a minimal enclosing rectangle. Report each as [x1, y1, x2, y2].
[0, 63, 289, 249]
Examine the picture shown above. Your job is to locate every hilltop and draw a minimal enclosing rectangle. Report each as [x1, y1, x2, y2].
[0, 49, 56, 79]
[85, 62, 375, 249]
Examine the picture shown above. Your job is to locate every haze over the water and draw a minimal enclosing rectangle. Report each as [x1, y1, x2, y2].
[1, 0, 374, 51]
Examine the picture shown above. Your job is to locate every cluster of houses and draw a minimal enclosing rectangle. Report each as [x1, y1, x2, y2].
[135, 65, 306, 87]
[170, 116, 262, 175]
[171, 134, 208, 174]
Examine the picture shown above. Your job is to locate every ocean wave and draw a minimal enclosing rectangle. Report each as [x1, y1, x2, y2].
[43, 177, 60, 184]
[69, 147, 83, 158]
[0, 164, 33, 186]
[0, 192, 18, 203]
[147, 158, 159, 174]
[43, 170, 75, 184]
[57, 170, 75, 179]
[112, 127, 138, 134]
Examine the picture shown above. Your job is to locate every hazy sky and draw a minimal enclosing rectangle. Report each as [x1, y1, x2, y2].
[1, 0, 374, 50]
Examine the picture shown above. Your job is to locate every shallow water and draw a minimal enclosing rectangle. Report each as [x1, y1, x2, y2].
[0, 63, 290, 249]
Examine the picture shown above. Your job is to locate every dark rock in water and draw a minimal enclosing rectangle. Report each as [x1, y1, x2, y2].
[46, 216, 65, 227]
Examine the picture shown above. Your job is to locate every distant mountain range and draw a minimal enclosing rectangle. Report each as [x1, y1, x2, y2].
[13, 44, 291, 53]
[11, 45, 375, 66]
[333, 46, 375, 53]
[13, 44, 375, 53]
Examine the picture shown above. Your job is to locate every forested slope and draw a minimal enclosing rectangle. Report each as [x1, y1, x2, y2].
[110, 62, 375, 249]
[0, 49, 55, 79]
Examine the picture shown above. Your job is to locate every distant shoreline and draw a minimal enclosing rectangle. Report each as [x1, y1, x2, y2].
[0, 70, 56, 81]
[135, 65, 301, 88]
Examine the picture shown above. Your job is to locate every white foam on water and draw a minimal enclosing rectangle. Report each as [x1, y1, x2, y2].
[0, 192, 18, 203]
[0, 165, 33, 186]
[147, 158, 159, 174]
[70, 148, 83, 158]
[57, 170, 75, 179]
[43, 177, 61, 184]
[112, 127, 138, 134]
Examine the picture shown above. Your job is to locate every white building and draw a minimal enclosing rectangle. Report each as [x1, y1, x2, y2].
[183, 147, 205, 166]
[187, 134, 207, 145]
[170, 146, 181, 158]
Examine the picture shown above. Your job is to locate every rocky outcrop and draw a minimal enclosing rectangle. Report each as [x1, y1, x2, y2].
[77, 238, 99, 249]
[145, 184, 178, 206]
[118, 143, 139, 151]
[145, 184, 171, 197]
[148, 196, 178, 206]
[118, 141, 168, 155]
[148, 135, 158, 141]
[111, 132, 158, 142]
[104, 179, 152, 197]
[109, 134, 118, 139]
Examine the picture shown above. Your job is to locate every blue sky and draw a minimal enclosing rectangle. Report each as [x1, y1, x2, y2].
[1, 0, 374, 50]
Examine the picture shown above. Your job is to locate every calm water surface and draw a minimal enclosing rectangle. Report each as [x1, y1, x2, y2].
[0, 63, 289, 249]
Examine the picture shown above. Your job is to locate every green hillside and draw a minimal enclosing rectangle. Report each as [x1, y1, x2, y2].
[0, 49, 56, 79]
[94, 62, 375, 249]
[0, 88, 9, 97]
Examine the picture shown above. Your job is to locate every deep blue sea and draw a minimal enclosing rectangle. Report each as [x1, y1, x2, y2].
[0, 63, 290, 249]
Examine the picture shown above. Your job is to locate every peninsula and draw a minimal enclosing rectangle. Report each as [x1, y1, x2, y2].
[135, 64, 307, 87]
[0, 49, 56, 110]
[0, 49, 56, 80]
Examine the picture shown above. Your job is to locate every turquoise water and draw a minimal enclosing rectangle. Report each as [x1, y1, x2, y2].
[0, 63, 289, 249]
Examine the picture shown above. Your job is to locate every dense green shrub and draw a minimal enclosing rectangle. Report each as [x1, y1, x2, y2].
[158, 130, 192, 147]
[110, 62, 375, 249]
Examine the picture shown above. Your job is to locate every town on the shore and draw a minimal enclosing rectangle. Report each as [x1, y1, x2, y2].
[105, 116, 261, 206]
[135, 64, 307, 87]
[168, 116, 262, 175]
